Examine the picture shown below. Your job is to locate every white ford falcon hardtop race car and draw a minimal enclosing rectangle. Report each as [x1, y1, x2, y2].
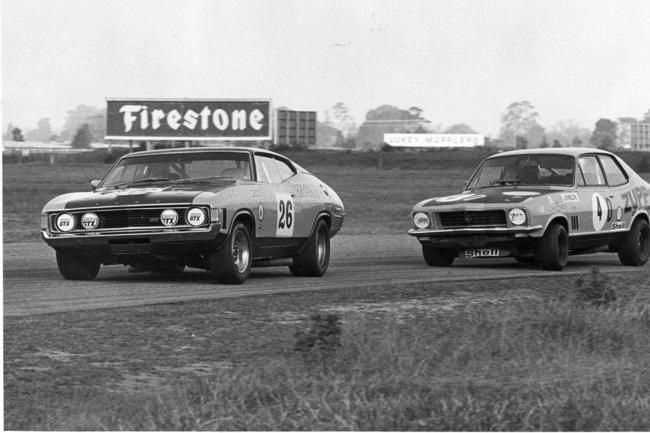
[409, 148, 650, 270]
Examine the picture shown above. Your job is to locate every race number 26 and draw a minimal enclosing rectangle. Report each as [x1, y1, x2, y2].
[276, 194, 294, 236]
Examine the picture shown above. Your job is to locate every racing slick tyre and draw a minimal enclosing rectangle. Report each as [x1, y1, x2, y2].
[55, 250, 100, 280]
[537, 223, 569, 271]
[290, 219, 330, 277]
[422, 245, 456, 266]
[209, 222, 252, 284]
[618, 218, 650, 266]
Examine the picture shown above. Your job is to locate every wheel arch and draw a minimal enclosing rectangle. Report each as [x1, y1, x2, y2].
[541, 214, 569, 236]
[229, 209, 256, 238]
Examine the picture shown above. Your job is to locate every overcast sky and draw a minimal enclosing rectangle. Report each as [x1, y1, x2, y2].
[2, 0, 650, 137]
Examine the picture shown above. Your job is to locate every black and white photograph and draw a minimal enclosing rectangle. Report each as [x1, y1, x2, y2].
[3, 0, 650, 430]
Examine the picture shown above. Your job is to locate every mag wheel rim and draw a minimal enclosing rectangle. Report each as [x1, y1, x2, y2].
[317, 228, 327, 268]
[232, 231, 250, 273]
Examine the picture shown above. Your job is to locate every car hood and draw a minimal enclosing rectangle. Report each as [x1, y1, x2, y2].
[44, 180, 241, 211]
[416, 186, 567, 208]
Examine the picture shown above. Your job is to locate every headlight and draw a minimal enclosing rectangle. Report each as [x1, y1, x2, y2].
[508, 208, 527, 225]
[413, 212, 430, 229]
[186, 207, 206, 226]
[81, 212, 99, 230]
[56, 213, 75, 232]
[160, 209, 179, 226]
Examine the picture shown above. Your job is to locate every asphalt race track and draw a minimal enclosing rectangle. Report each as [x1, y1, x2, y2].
[3, 235, 647, 317]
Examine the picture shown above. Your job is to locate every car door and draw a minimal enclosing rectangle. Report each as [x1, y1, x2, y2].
[252, 153, 304, 258]
[597, 154, 633, 232]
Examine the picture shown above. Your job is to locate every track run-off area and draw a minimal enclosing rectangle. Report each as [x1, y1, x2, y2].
[4, 234, 648, 317]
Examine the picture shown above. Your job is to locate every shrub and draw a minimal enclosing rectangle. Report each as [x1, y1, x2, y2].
[575, 267, 616, 306]
[294, 313, 342, 364]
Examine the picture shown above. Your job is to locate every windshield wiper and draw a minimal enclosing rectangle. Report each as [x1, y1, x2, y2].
[493, 180, 521, 186]
[174, 176, 231, 184]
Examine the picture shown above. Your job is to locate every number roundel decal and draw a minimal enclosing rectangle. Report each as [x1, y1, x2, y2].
[276, 194, 294, 236]
[591, 193, 608, 232]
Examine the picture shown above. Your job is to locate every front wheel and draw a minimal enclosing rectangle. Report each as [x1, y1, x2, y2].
[422, 245, 456, 266]
[290, 219, 330, 277]
[618, 218, 650, 266]
[208, 222, 252, 284]
[55, 250, 100, 280]
[537, 223, 569, 270]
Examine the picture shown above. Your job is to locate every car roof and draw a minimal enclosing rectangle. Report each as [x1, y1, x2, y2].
[487, 147, 615, 159]
[120, 146, 285, 159]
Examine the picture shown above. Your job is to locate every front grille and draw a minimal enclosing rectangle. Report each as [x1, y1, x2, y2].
[49, 206, 209, 233]
[438, 210, 507, 228]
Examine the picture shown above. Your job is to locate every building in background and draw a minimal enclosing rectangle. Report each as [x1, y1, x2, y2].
[618, 122, 650, 151]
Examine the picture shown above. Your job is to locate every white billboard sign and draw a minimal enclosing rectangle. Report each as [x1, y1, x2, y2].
[384, 133, 484, 148]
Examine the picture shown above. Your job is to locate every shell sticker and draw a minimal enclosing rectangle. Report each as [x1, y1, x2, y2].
[258, 203, 264, 221]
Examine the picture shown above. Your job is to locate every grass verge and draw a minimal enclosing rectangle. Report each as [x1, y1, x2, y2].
[4, 271, 649, 430]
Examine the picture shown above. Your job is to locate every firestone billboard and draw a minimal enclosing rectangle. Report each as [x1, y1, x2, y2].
[105, 99, 271, 141]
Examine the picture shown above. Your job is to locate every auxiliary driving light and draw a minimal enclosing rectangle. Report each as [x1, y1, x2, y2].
[81, 212, 99, 230]
[413, 212, 430, 229]
[56, 213, 75, 232]
[186, 207, 206, 226]
[508, 208, 527, 225]
[160, 209, 179, 226]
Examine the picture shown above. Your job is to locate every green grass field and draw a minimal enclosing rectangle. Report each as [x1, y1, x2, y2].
[4, 273, 650, 430]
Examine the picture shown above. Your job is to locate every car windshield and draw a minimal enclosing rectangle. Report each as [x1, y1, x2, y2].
[465, 154, 575, 189]
[100, 151, 252, 188]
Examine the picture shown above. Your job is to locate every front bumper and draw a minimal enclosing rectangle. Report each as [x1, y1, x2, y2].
[409, 225, 543, 250]
[42, 223, 225, 256]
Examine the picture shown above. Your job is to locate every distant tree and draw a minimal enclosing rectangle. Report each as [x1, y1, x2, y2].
[590, 118, 617, 150]
[12, 127, 24, 141]
[25, 117, 53, 142]
[443, 124, 477, 134]
[540, 136, 550, 148]
[499, 101, 543, 147]
[324, 102, 357, 140]
[515, 135, 529, 149]
[552, 139, 562, 148]
[572, 137, 583, 147]
[71, 123, 92, 148]
[61, 105, 106, 143]
[547, 119, 590, 148]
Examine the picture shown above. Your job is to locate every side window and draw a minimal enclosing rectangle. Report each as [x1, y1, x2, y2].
[598, 155, 628, 186]
[577, 156, 606, 186]
[274, 158, 296, 181]
[255, 155, 283, 184]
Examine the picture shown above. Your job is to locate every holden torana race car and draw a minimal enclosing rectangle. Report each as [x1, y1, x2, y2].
[41, 147, 344, 283]
[409, 148, 650, 270]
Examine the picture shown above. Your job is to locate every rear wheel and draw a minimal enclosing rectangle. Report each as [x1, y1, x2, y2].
[209, 222, 252, 284]
[618, 218, 650, 266]
[422, 245, 456, 266]
[55, 250, 100, 280]
[537, 223, 569, 270]
[290, 219, 330, 277]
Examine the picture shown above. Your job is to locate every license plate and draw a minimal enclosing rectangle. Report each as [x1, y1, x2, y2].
[464, 248, 501, 258]
[110, 243, 151, 254]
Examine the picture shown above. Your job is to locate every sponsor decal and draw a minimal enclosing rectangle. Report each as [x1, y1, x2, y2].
[275, 194, 294, 236]
[106, 99, 271, 140]
[561, 193, 580, 203]
[622, 186, 650, 212]
[435, 193, 486, 203]
[611, 221, 626, 230]
[502, 191, 540, 197]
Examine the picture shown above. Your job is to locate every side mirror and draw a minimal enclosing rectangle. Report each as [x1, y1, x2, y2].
[90, 180, 100, 190]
